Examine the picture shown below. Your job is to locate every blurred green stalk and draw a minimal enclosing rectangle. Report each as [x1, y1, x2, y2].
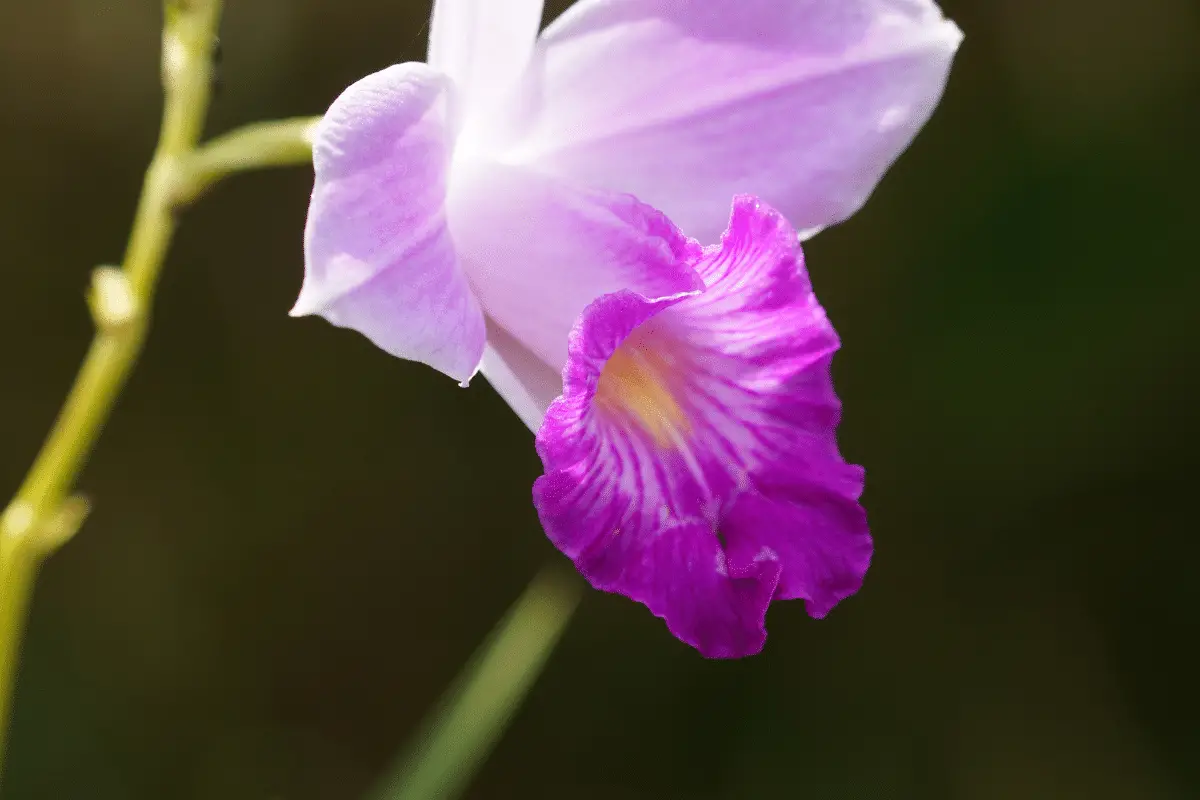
[0, 496, 90, 778]
[0, 530, 38, 785]
[175, 116, 320, 205]
[370, 566, 583, 800]
[0, 0, 224, 779]
[0, 0, 317, 784]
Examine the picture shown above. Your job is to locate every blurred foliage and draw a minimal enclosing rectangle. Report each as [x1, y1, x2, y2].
[1, 0, 1197, 797]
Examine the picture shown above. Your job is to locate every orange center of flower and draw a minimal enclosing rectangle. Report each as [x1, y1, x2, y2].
[595, 330, 689, 447]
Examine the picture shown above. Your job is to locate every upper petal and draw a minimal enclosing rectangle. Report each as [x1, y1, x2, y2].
[296, 63, 486, 383]
[427, 0, 545, 132]
[448, 161, 702, 391]
[498, 0, 962, 242]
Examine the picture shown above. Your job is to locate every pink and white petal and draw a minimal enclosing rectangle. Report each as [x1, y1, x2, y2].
[502, 0, 962, 242]
[296, 63, 486, 383]
[533, 289, 780, 659]
[447, 160, 703, 374]
[427, 0, 544, 131]
[478, 321, 563, 432]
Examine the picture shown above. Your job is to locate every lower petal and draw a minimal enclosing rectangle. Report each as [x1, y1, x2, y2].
[586, 519, 782, 659]
[478, 321, 563, 432]
[724, 490, 871, 619]
[533, 291, 779, 658]
[533, 197, 871, 656]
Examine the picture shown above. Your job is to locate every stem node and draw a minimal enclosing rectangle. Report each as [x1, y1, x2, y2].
[0, 502, 36, 546]
[88, 267, 140, 334]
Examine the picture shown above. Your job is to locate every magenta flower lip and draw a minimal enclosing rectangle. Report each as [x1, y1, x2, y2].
[534, 198, 871, 658]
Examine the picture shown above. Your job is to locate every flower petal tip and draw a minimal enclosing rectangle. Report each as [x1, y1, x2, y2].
[288, 288, 320, 318]
[456, 362, 482, 389]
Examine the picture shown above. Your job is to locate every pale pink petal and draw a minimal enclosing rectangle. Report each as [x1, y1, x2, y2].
[447, 161, 703, 376]
[427, 0, 545, 131]
[478, 321, 563, 432]
[500, 0, 962, 242]
[295, 63, 486, 383]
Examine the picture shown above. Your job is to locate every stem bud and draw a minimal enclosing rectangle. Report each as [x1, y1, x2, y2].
[87, 267, 139, 334]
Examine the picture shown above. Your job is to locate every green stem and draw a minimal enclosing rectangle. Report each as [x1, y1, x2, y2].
[370, 566, 583, 800]
[175, 116, 320, 205]
[0, 534, 37, 781]
[0, 0, 224, 783]
[0, 9, 321, 781]
[0, 496, 88, 776]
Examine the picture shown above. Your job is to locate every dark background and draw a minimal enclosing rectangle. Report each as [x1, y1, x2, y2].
[2, 0, 1197, 797]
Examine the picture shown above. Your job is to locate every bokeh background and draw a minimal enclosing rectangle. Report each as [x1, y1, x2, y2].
[2, 0, 1198, 797]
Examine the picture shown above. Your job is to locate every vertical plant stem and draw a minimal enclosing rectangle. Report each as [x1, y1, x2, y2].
[370, 566, 583, 800]
[0, 0, 223, 783]
[0, 538, 37, 779]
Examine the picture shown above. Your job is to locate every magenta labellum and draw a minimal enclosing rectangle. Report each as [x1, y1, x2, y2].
[534, 198, 871, 658]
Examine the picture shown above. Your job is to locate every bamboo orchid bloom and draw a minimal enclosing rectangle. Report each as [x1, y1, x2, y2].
[294, 0, 962, 656]
[294, 0, 962, 430]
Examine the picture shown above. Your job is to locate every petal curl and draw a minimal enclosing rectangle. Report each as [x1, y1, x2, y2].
[448, 161, 703, 376]
[724, 491, 871, 619]
[295, 63, 486, 383]
[534, 197, 870, 657]
[502, 0, 962, 242]
[427, 0, 544, 131]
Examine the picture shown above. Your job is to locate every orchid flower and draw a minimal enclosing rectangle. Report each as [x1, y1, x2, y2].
[294, 0, 961, 656]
